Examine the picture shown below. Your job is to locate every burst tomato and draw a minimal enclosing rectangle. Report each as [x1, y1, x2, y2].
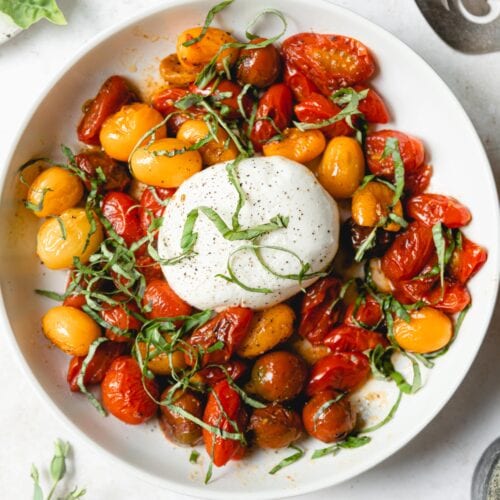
[283, 62, 320, 102]
[393, 255, 439, 304]
[281, 33, 375, 95]
[136, 254, 164, 283]
[299, 277, 343, 345]
[405, 163, 432, 196]
[192, 359, 247, 387]
[354, 85, 390, 124]
[424, 279, 471, 314]
[101, 356, 159, 424]
[306, 352, 370, 396]
[250, 83, 293, 151]
[77, 76, 135, 145]
[67, 341, 127, 392]
[100, 296, 142, 342]
[187, 307, 253, 367]
[323, 325, 387, 352]
[142, 279, 192, 320]
[102, 191, 144, 248]
[151, 87, 198, 136]
[139, 186, 175, 234]
[203, 380, 247, 467]
[407, 194, 472, 228]
[74, 151, 130, 192]
[344, 295, 383, 328]
[449, 236, 488, 284]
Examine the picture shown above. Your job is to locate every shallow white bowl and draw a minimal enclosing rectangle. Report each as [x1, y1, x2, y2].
[1, 0, 499, 498]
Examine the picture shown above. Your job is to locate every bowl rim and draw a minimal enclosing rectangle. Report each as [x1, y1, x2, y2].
[1, 0, 499, 498]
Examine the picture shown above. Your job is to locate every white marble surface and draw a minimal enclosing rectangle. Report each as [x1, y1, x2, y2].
[0, 1, 499, 499]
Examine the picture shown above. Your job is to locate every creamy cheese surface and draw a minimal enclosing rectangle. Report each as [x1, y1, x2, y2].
[158, 156, 339, 310]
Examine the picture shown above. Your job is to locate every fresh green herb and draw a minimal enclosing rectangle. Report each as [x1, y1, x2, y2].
[381, 138, 405, 207]
[0, 0, 66, 29]
[55, 216, 67, 240]
[432, 222, 446, 289]
[269, 445, 305, 474]
[312, 435, 371, 459]
[354, 225, 379, 263]
[204, 459, 214, 484]
[24, 187, 52, 213]
[189, 450, 200, 464]
[361, 390, 403, 433]
[312, 393, 345, 429]
[182, 0, 234, 47]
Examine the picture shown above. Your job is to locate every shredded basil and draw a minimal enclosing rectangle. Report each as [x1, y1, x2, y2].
[432, 222, 446, 289]
[189, 450, 200, 464]
[361, 390, 403, 433]
[312, 435, 371, 459]
[269, 445, 305, 474]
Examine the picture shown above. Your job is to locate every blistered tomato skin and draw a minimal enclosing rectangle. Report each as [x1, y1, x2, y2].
[100, 103, 166, 162]
[283, 63, 320, 102]
[282, 33, 375, 95]
[142, 279, 192, 320]
[324, 325, 388, 352]
[344, 295, 383, 328]
[42, 306, 101, 356]
[139, 186, 175, 235]
[101, 356, 159, 425]
[342, 218, 395, 259]
[449, 236, 488, 284]
[100, 297, 142, 342]
[159, 53, 198, 86]
[236, 38, 281, 88]
[355, 85, 390, 124]
[27, 167, 83, 217]
[74, 151, 130, 192]
[130, 138, 202, 188]
[407, 194, 472, 228]
[303, 390, 356, 443]
[37, 208, 103, 269]
[306, 352, 370, 396]
[424, 279, 471, 314]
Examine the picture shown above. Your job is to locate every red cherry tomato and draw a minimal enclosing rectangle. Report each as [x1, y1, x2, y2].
[250, 83, 293, 151]
[324, 325, 388, 352]
[354, 85, 390, 124]
[136, 254, 164, 284]
[381, 222, 435, 283]
[281, 33, 375, 95]
[194, 359, 248, 387]
[299, 277, 343, 345]
[203, 380, 247, 467]
[423, 279, 471, 314]
[393, 255, 439, 304]
[407, 194, 472, 228]
[283, 62, 321, 102]
[366, 130, 425, 178]
[67, 341, 127, 392]
[62, 270, 91, 309]
[190, 80, 251, 120]
[74, 151, 130, 192]
[77, 75, 135, 145]
[449, 236, 488, 284]
[142, 279, 192, 320]
[344, 295, 383, 328]
[101, 356, 159, 424]
[294, 93, 352, 139]
[102, 191, 144, 248]
[307, 352, 370, 396]
[187, 307, 253, 367]
[139, 186, 175, 234]
[405, 163, 432, 196]
[100, 295, 142, 342]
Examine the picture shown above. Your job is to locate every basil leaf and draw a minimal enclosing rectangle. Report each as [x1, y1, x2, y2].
[182, 0, 234, 47]
[0, 0, 66, 29]
[312, 435, 371, 459]
[354, 225, 378, 263]
[204, 460, 214, 484]
[35, 289, 66, 301]
[432, 222, 446, 289]
[362, 390, 403, 433]
[381, 137, 405, 207]
[268, 445, 304, 475]
[189, 450, 200, 464]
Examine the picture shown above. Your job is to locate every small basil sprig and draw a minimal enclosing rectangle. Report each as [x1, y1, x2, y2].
[269, 445, 305, 474]
[312, 435, 371, 459]
[30, 440, 86, 500]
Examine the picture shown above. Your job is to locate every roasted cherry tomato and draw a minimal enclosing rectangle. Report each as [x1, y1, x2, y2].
[191, 359, 247, 388]
[306, 352, 370, 396]
[294, 93, 352, 139]
[101, 356, 159, 425]
[135, 254, 164, 283]
[187, 307, 253, 367]
[249, 403, 303, 449]
[405, 163, 432, 196]
[323, 325, 388, 352]
[394, 256, 438, 304]
[355, 85, 390, 124]
[248, 351, 307, 402]
[303, 390, 356, 443]
[281, 33, 375, 95]
[203, 380, 247, 467]
[299, 277, 343, 345]
[139, 186, 175, 234]
[381, 222, 435, 283]
[283, 62, 320, 102]
[344, 295, 383, 328]
[159, 387, 203, 446]
[77, 75, 135, 145]
[62, 270, 98, 310]
[142, 279, 192, 320]
[366, 130, 425, 178]
[236, 38, 281, 88]
[67, 341, 127, 392]
[190, 80, 251, 120]
[449, 236, 487, 284]
[74, 151, 130, 192]
[102, 191, 144, 248]
[250, 83, 293, 151]
[407, 194, 472, 228]
[424, 279, 471, 314]
[342, 218, 395, 259]
[100, 296, 142, 342]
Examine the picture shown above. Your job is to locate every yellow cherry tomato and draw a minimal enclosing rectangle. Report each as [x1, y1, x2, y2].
[137, 333, 186, 375]
[27, 166, 83, 218]
[36, 208, 103, 269]
[160, 53, 198, 86]
[262, 128, 326, 164]
[130, 137, 202, 187]
[176, 27, 240, 72]
[100, 103, 166, 162]
[393, 307, 452, 354]
[317, 136, 365, 199]
[42, 305, 101, 356]
[352, 181, 403, 232]
[176, 119, 238, 166]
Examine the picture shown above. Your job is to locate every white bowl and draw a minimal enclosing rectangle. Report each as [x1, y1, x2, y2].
[0, 0, 498, 498]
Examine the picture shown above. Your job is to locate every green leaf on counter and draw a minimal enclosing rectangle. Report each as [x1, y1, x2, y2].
[0, 0, 67, 30]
